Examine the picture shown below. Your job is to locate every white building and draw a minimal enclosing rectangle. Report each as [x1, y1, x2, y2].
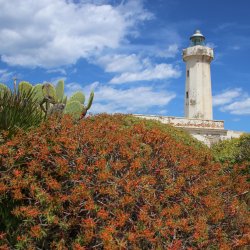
[183, 30, 213, 120]
[135, 30, 243, 147]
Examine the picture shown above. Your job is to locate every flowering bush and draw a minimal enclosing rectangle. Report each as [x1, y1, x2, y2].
[0, 114, 249, 249]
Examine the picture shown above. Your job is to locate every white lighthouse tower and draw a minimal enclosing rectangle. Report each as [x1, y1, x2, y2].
[134, 30, 244, 146]
[183, 30, 214, 120]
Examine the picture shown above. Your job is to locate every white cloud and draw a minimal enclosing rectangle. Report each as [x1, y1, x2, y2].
[97, 54, 143, 73]
[213, 88, 250, 115]
[110, 63, 181, 84]
[157, 44, 179, 58]
[206, 42, 217, 49]
[64, 81, 86, 97]
[64, 81, 176, 114]
[0, 0, 152, 68]
[213, 88, 242, 106]
[222, 98, 250, 115]
[0, 69, 14, 83]
[47, 68, 67, 75]
[231, 45, 240, 50]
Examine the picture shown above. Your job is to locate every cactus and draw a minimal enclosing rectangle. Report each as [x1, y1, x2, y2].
[80, 91, 94, 118]
[62, 95, 67, 104]
[0, 83, 11, 98]
[18, 81, 33, 96]
[65, 91, 95, 119]
[47, 103, 65, 118]
[55, 80, 64, 103]
[32, 84, 44, 103]
[30, 80, 94, 120]
[69, 92, 85, 104]
[64, 101, 84, 119]
[42, 83, 57, 102]
[85, 91, 94, 110]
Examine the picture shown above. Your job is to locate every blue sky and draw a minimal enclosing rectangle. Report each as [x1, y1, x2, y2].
[0, 0, 250, 132]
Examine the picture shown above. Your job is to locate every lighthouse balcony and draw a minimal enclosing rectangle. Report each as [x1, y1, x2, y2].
[183, 45, 214, 61]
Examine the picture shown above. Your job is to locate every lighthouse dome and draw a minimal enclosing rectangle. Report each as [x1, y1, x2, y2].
[190, 29, 205, 46]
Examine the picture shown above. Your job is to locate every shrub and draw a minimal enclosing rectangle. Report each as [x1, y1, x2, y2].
[212, 135, 250, 207]
[212, 135, 250, 179]
[0, 114, 249, 249]
[212, 134, 250, 164]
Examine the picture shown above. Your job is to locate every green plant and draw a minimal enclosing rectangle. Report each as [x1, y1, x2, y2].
[18, 81, 33, 96]
[211, 134, 250, 171]
[0, 83, 11, 98]
[36, 80, 94, 119]
[212, 135, 250, 206]
[64, 90, 94, 119]
[63, 100, 83, 119]
[0, 84, 43, 141]
[39, 83, 58, 119]
[32, 84, 45, 103]
[55, 80, 65, 103]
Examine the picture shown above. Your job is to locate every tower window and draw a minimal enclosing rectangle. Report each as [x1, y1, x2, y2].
[187, 70, 189, 77]
[186, 91, 189, 99]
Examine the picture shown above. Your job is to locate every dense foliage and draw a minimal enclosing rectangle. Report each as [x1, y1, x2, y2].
[212, 134, 250, 207]
[0, 114, 249, 249]
[212, 134, 250, 164]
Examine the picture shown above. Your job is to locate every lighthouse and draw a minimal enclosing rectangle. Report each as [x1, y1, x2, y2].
[183, 30, 214, 120]
[134, 30, 243, 146]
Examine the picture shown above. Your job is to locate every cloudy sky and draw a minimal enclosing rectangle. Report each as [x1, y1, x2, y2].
[0, 0, 250, 132]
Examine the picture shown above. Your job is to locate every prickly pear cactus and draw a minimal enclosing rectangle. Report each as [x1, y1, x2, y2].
[47, 103, 65, 118]
[32, 84, 44, 103]
[85, 91, 94, 110]
[18, 81, 33, 96]
[69, 91, 85, 104]
[55, 80, 64, 103]
[42, 83, 57, 102]
[62, 95, 67, 104]
[0, 83, 10, 98]
[64, 101, 84, 119]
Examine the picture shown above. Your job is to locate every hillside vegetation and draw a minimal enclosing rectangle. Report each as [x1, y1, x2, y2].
[0, 114, 249, 249]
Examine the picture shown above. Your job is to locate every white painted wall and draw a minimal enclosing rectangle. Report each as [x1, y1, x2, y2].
[134, 114, 244, 147]
[134, 114, 224, 129]
[183, 46, 213, 120]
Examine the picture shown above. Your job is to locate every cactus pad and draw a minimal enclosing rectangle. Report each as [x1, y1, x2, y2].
[42, 83, 57, 101]
[32, 84, 44, 103]
[64, 101, 84, 119]
[55, 80, 64, 103]
[69, 92, 85, 104]
[18, 81, 33, 96]
[0, 83, 11, 98]
[85, 91, 94, 110]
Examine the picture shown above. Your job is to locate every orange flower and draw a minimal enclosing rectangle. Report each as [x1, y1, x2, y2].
[72, 243, 86, 250]
[0, 183, 7, 193]
[128, 232, 137, 242]
[0, 232, 6, 240]
[13, 169, 22, 177]
[99, 226, 116, 243]
[82, 218, 96, 228]
[30, 225, 42, 238]
[46, 178, 61, 190]
[97, 209, 109, 220]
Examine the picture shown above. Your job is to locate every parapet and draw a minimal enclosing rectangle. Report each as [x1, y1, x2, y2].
[134, 114, 224, 130]
[183, 45, 214, 62]
[134, 114, 245, 147]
